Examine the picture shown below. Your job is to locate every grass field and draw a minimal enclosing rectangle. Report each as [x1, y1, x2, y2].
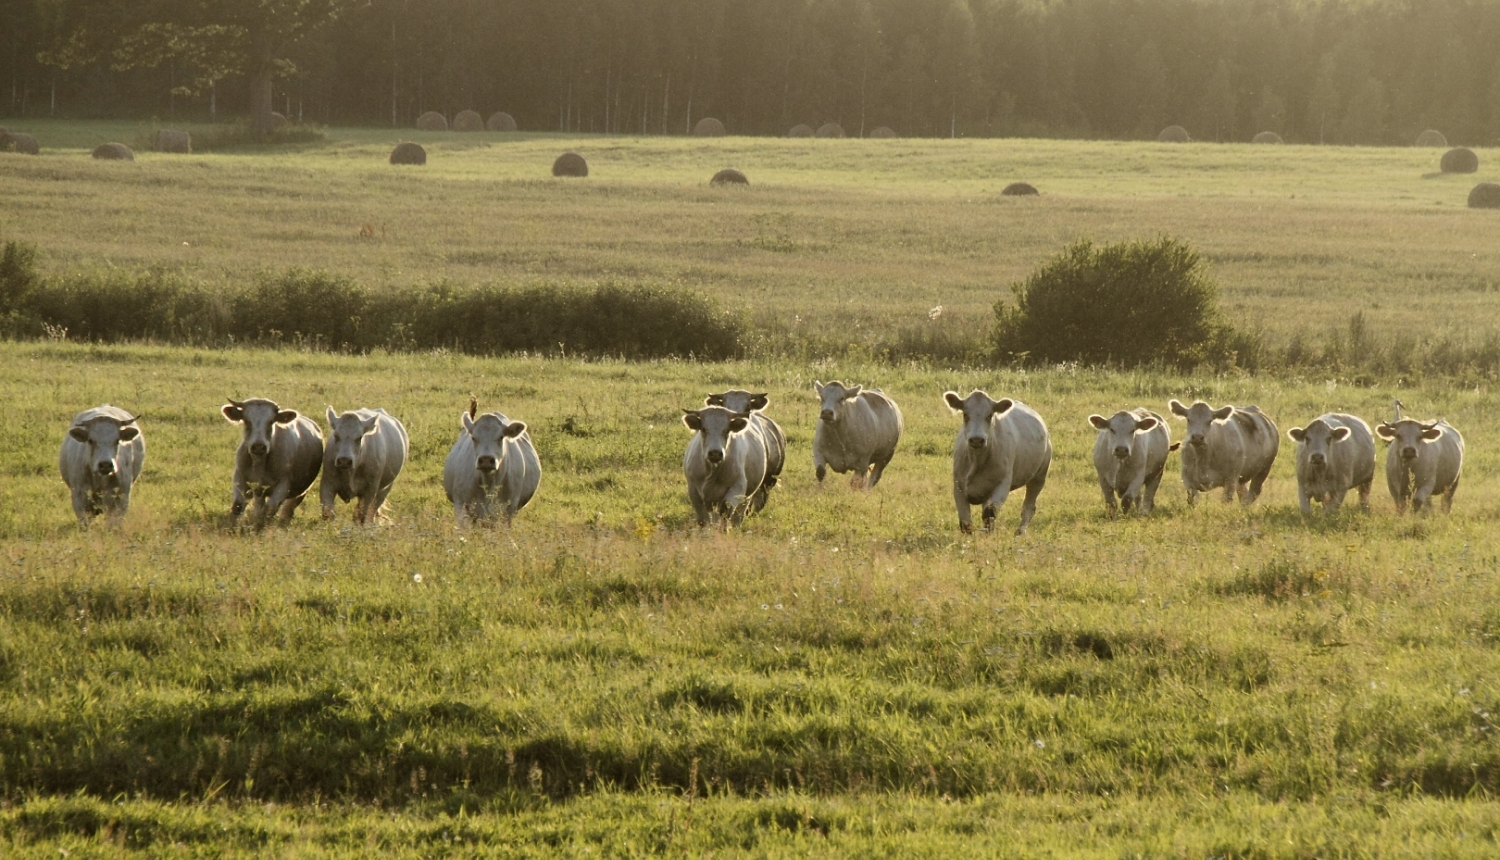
[3, 123, 1500, 855]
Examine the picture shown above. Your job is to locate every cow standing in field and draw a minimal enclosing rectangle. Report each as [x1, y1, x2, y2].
[222, 398, 324, 528]
[1089, 408, 1175, 516]
[1375, 416, 1463, 514]
[443, 404, 541, 526]
[59, 405, 145, 526]
[705, 389, 784, 513]
[945, 390, 1051, 534]
[813, 380, 902, 488]
[1287, 413, 1376, 515]
[320, 406, 410, 524]
[1168, 399, 1279, 505]
[682, 405, 768, 528]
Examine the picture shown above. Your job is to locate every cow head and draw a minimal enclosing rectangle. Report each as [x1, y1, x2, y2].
[705, 389, 770, 414]
[223, 398, 298, 459]
[814, 381, 862, 423]
[68, 414, 139, 477]
[326, 407, 380, 471]
[1089, 410, 1157, 460]
[1288, 418, 1350, 467]
[1169, 399, 1234, 449]
[683, 406, 749, 466]
[462, 411, 526, 474]
[1376, 419, 1442, 462]
[944, 390, 1013, 450]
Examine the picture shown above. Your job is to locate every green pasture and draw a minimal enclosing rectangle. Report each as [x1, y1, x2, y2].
[3, 124, 1500, 853]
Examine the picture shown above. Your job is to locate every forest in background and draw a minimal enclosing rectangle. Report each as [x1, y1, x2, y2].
[5, 0, 1500, 144]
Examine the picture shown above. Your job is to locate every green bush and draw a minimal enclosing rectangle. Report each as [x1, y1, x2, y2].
[993, 237, 1229, 369]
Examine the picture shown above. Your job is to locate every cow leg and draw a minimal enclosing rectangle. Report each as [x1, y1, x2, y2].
[1097, 478, 1118, 518]
[814, 450, 828, 485]
[1325, 489, 1345, 515]
[868, 455, 892, 489]
[1141, 465, 1164, 515]
[319, 476, 338, 521]
[279, 493, 306, 524]
[1015, 478, 1044, 536]
[687, 483, 711, 528]
[953, 481, 974, 534]
[372, 482, 396, 523]
[1244, 464, 1273, 505]
[1186, 487, 1198, 507]
[70, 486, 94, 527]
[1297, 488, 1313, 515]
[1221, 480, 1237, 504]
[1356, 480, 1372, 512]
[230, 476, 249, 525]
[1442, 477, 1459, 513]
[1411, 479, 1437, 515]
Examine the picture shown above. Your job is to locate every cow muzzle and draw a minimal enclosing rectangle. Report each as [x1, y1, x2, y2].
[1309, 453, 1325, 466]
[967, 436, 986, 449]
[1189, 435, 1206, 448]
[1401, 448, 1417, 460]
[95, 461, 116, 476]
[477, 456, 497, 473]
[249, 442, 269, 457]
[706, 449, 724, 464]
[820, 410, 835, 422]
[1113, 446, 1130, 459]
[335, 456, 354, 470]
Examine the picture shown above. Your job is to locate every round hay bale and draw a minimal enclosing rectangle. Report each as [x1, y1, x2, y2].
[1001, 182, 1039, 196]
[486, 111, 517, 132]
[416, 111, 448, 131]
[1157, 125, 1190, 142]
[1440, 147, 1479, 174]
[815, 122, 846, 139]
[269, 111, 289, 130]
[1, 131, 40, 155]
[389, 141, 427, 165]
[1251, 131, 1283, 144]
[154, 129, 191, 153]
[453, 110, 483, 132]
[710, 168, 748, 186]
[91, 142, 134, 161]
[1415, 129, 1447, 147]
[552, 151, 588, 177]
[869, 126, 897, 138]
[694, 117, 726, 137]
[1469, 182, 1500, 209]
[787, 124, 814, 138]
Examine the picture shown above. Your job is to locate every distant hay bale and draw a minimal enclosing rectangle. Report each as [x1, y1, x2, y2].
[453, 110, 483, 132]
[710, 168, 748, 186]
[416, 112, 448, 131]
[787, 124, 814, 138]
[486, 112, 517, 132]
[1440, 147, 1479, 174]
[1415, 129, 1447, 147]
[869, 126, 897, 138]
[1251, 131, 1283, 144]
[1469, 182, 1500, 209]
[1157, 125, 1190, 142]
[389, 142, 427, 165]
[269, 112, 289, 130]
[1001, 182, 1039, 196]
[552, 151, 588, 177]
[694, 117, 726, 137]
[91, 142, 134, 161]
[815, 122, 846, 139]
[153, 129, 191, 153]
[1, 131, 39, 155]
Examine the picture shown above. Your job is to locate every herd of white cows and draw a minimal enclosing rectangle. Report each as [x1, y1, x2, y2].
[59, 383, 1464, 532]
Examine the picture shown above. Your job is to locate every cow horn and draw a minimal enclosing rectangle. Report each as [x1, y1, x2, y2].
[227, 398, 244, 408]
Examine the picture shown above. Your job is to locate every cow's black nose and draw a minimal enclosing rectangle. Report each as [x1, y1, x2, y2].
[477, 456, 496, 472]
[968, 437, 985, 449]
[707, 450, 724, 463]
[96, 462, 114, 475]
[820, 410, 834, 422]
[1310, 453, 1324, 465]
[1114, 446, 1129, 459]
[1402, 448, 1416, 460]
[250, 443, 268, 456]
[1189, 435, 1205, 447]
[335, 457, 353, 469]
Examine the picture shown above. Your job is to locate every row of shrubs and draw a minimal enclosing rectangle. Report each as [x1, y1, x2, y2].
[0, 241, 740, 360]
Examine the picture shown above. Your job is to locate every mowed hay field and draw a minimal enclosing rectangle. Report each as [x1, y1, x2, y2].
[2, 125, 1500, 855]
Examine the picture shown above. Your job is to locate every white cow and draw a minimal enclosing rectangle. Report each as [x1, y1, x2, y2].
[1088, 408, 1175, 516]
[443, 405, 541, 526]
[705, 389, 785, 513]
[1168, 400, 1279, 505]
[682, 405, 768, 528]
[1287, 413, 1376, 515]
[59, 405, 145, 526]
[813, 380, 902, 488]
[945, 390, 1051, 534]
[1375, 417, 1464, 514]
[222, 398, 324, 527]
[320, 406, 410, 524]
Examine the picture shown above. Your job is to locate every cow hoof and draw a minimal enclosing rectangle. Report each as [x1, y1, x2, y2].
[958, 523, 973, 535]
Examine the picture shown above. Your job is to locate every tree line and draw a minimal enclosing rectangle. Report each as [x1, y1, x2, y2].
[6, 0, 1500, 145]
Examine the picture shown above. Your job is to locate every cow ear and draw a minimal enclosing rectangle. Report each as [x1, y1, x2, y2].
[748, 393, 769, 411]
[326, 406, 338, 427]
[1168, 441, 1181, 451]
[462, 411, 476, 433]
[119, 426, 140, 441]
[1421, 426, 1443, 440]
[682, 410, 703, 431]
[1136, 417, 1157, 432]
[68, 426, 91, 443]
[704, 393, 723, 406]
[993, 398, 1013, 416]
[275, 410, 299, 424]
[1288, 427, 1306, 442]
[813, 381, 824, 395]
[1212, 405, 1234, 421]
[729, 417, 749, 433]
[1330, 426, 1351, 441]
[943, 391, 964, 412]
[1375, 423, 1396, 440]
[1088, 414, 1109, 430]
[845, 385, 862, 399]
[361, 415, 380, 436]
[222, 404, 243, 423]
[1169, 399, 1188, 417]
[504, 421, 527, 438]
